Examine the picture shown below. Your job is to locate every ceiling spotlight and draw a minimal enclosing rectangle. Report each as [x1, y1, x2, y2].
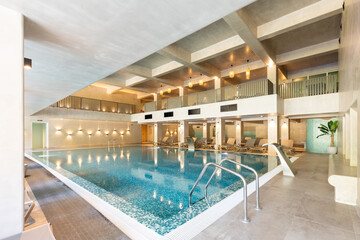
[24, 58, 32, 70]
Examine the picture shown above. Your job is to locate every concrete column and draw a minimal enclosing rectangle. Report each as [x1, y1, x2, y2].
[0, 6, 24, 239]
[178, 120, 189, 144]
[235, 120, 242, 145]
[280, 118, 289, 141]
[215, 118, 225, 149]
[268, 116, 279, 154]
[202, 122, 210, 140]
[179, 87, 188, 106]
[153, 123, 162, 145]
[345, 112, 350, 160]
[214, 77, 224, 101]
[267, 65, 278, 94]
[350, 107, 358, 166]
[154, 93, 162, 110]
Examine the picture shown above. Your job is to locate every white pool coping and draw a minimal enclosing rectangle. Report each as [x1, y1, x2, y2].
[25, 152, 298, 240]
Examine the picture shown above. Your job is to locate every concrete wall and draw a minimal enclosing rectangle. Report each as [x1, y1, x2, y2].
[289, 119, 307, 144]
[338, 0, 360, 212]
[243, 121, 268, 139]
[25, 117, 142, 150]
[0, 6, 24, 239]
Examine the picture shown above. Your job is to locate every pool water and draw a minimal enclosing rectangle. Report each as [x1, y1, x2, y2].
[30, 146, 279, 235]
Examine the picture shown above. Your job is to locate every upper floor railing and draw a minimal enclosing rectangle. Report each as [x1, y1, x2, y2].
[51, 96, 136, 114]
[278, 74, 338, 99]
[144, 78, 273, 112]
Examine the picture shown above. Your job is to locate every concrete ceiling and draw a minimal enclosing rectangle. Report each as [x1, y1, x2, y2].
[160, 67, 202, 82]
[262, 14, 341, 55]
[243, 0, 321, 26]
[135, 53, 172, 69]
[0, 0, 255, 115]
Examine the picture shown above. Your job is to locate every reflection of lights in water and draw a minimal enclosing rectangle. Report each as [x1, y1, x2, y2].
[180, 160, 184, 170]
[112, 154, 117, 161]
[168, 200, 171, 205]
[153, 190, 157, 199]
[96, 156, 101, 164]
[203, 155, 207, 165]
[120, 150, 124, 158]
[78, 157, 83, 168]
[236, 164, 241, 170]
[216, 169, 221, 176]
[179, 203, 183, 209]
[67, 154, 72, 165]
[126, 152, 130, 161]
[88, 154, 92, 163]
[222, 152, 229, 155]
[160, 196, 163, 202]
[56, 161, 61, 169]
[105, 155, 109, 161]
[178, 154, 181, 162]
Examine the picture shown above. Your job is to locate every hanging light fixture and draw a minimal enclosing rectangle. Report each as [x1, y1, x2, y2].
[159, 85, 164, 95]
[24, 58, 32, 70]
[229, 65, 235, 78]
[246, 60, 250, 80]
[188, 77, 193, 88]
[199, 74, 204, 85]
[167, 88, 171, 93]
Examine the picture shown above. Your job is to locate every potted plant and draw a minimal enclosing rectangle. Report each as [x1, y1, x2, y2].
[316, 120, 338, 154]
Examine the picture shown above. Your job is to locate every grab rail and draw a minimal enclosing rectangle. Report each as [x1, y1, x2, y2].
[204, 158, 261, 211]
[188, 162, 250, 223]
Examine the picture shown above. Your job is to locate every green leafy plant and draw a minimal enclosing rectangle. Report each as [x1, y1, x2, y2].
[316, 120, 338, 147]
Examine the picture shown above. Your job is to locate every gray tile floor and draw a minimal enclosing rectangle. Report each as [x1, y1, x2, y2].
[24, 158, 130, 240]
[194, 153, 360, 240]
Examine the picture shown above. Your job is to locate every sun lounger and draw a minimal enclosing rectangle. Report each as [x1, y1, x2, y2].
[24, 190, 35, 223]
[281, 139, 295, 155]
[250, 139, 268, 153]
[221, 138, 236, 151]
[237, 139, 256, 152]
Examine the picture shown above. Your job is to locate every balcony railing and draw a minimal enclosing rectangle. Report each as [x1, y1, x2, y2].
[144, 78, 273, 112]
[279, 74, 338, 99]
[51, 96, 136, 114]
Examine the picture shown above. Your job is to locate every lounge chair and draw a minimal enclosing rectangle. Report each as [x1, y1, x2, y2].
[221, 138, 236, 151]
[203, 137, 215, 149]
[163, 136, 175, 146]
[195, 138, 207, 148]
[281, 139, 295, 155]
[24, 190, 35, 223]
[157, 137, 169, 146]
[237, 139, 256, 152]
[250, 139, 268, 153]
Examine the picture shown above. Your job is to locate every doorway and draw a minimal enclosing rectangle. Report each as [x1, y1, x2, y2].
[141, 125, 148, 142]
[32, 122, 47, 149]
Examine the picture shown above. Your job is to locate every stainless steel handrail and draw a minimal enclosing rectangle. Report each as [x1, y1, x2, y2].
[204, 158, 261, 211]
[188, 162, 250, 223]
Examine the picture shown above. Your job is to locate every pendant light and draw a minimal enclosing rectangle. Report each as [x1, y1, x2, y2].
[229, 65, 235, 78]
[246, 60, 250, 80]
[167, 88, 171, 93]
[199, 74, 204, 85]
[160, 85, 164, 95]
[188, 77, 193, 88]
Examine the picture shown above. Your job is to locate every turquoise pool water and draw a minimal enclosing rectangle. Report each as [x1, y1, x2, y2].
[30, 146, 279, 235]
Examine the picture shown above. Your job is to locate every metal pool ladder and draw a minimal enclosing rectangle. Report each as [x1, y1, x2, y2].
[188, 159, 261, 223]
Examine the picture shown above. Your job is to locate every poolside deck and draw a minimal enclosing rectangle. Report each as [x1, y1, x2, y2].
[25, 153, 360, 240]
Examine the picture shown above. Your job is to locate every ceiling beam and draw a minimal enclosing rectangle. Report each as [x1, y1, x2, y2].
[123, 65, 183, 87]
[257, 0, 343, 41]
[158, 44, 221, 77]
[223, 11, 275, 66]
[276, 39, 339, 65]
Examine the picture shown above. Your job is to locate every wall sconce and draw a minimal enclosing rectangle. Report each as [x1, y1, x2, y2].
[24, 58, 32, 70]
[113, 129, 117, 134]
[97, 129, 101, 134]
[120, 131, 124, 136]
[166, 129, 169, 135]
[174, 130, 177, 134]
[88, 131, 92, 136]
[78, 129, 83, 133]
[126, 129, 130, 134]
[56, 128, 62, 133]
[105, 131, 109, 136]
[67, 131, 72, 136]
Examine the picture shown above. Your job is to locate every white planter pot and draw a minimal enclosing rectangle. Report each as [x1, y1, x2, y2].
[327, 147, 337, 154]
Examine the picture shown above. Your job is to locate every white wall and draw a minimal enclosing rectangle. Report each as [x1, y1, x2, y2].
[338, 0, 360, 212]
[25, 117, 142, 150]
[0, 6, 24, 239]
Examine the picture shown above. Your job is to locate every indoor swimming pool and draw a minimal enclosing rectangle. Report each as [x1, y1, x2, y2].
[28, 146, 280, 237]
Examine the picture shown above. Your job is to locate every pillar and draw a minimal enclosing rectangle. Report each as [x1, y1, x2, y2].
[154, 93, 162, 110]
[350, 107, 358, 166]
[179, 87, 188, 106]
[280, 118, 289, 141]
[268, 116, 279, 154]
[345, 112, 350, 160]
[235, 120, 243, 145]
[214, 77, 224, 101]
[202, 122, 210, 140]
[178, 120, 189, 145]
[215, 118, 225, 149]
[267, 65, 278, 94]
[153, 123, 162, 145]
[0, 6, 24, 239]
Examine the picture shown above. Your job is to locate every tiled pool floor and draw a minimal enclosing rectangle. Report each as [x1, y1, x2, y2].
[25, 153, 360, 240]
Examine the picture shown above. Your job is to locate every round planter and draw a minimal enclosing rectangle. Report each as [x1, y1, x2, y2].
[327, 147, 337, 154]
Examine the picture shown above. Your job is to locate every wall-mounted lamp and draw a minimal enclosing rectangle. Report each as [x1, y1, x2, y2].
[78, 129, 83, 133]
[166, 129, 169, 134]
[113, 129, 117, 134]
[120, 131, 124, 136]
[174, 130, 177, 134]
[126, 129, 130, 134]
[56, 128, 62, 133]
[105, 131, 109, 136]
[88, 131, 92, 136]
[97, 129, 101, 134]
[24, 58, 32, 70]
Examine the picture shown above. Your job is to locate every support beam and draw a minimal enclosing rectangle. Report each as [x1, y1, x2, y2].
[257, 0, 343, 40]
[224, 11, 275, 66]
[158, 45, 220, 77]
[124, 65, 183, 87]
[0, 6, 24, 239]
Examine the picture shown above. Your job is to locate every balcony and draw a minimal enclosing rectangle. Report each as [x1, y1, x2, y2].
[279, 74, 338, 99]
[51, 96, 136, 114]
[143, 78, 273, 112]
